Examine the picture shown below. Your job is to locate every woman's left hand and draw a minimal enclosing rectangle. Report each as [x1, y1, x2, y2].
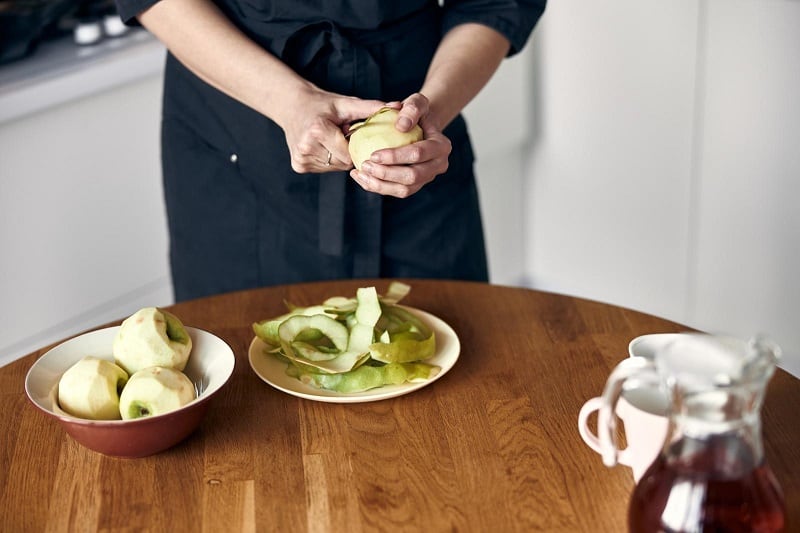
[349, 93, 452, 198]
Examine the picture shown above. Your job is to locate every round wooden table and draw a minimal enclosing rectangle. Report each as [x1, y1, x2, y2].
[1, 280, 798, 531]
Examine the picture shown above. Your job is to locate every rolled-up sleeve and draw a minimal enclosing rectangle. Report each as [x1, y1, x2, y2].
[115, 0, 161, 25]
[441, 0, 546, 57]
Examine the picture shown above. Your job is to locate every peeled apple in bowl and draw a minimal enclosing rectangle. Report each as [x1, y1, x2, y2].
[57, 356, 128, 420]
[348, 107, 423, 170]
[113, 307, 192, 375]
[119, 366, 196, 419]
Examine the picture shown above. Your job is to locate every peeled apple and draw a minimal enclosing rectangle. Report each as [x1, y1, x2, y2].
[113, 307, 192, 375]
[348, 108, 423, 170]
[119, 366, 196, 420]
[57, 356, 129, 420]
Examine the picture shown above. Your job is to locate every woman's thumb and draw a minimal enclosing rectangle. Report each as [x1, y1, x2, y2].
[337, 98, 392, 123]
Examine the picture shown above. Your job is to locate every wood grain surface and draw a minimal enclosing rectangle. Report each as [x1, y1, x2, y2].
[1, 279, 798, 532]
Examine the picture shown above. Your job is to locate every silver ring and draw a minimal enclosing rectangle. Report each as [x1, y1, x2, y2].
[325, 151, 332, 166]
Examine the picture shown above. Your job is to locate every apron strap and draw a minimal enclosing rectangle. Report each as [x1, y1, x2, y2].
[269, 5, 439, 275]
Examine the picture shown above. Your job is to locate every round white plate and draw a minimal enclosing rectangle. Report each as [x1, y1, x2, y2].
[248, 307, 460, 403]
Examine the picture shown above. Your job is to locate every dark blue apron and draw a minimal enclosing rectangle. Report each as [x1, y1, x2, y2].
[160, 2, 488, 300]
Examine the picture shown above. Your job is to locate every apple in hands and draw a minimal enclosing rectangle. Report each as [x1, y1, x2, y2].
[57, 356, 129, 420]
[113, 307, 192, 375]
[348, 107, 423, 171]
[119, 366, 197, 420]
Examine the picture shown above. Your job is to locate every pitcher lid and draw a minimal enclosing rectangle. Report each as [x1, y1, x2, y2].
[657, 334, 781, 390]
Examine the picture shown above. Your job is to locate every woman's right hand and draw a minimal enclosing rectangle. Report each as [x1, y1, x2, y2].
[279, 87, 386, 174]
[137, 0, 384, 175]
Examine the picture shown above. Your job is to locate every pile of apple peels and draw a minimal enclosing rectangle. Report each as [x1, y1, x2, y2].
[252, 282, 440, 393]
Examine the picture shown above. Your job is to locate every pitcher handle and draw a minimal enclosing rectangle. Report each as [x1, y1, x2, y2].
[599, 356, 658, 467]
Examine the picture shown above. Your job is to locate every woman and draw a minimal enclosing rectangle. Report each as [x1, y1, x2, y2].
[115, 0, 546, 300]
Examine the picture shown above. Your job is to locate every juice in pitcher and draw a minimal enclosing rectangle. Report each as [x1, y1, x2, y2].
[629, 432, 785, 532]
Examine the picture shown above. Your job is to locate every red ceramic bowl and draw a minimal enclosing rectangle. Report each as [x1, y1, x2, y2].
[25, 326, 235, 458]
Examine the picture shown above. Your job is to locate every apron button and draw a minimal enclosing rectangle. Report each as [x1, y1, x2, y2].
[229, 153, 238, 164]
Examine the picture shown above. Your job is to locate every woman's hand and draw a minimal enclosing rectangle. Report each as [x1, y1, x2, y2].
[280, 88, 386, 174]
[347, 23, 510, 198]
[349, 93, 452, 198]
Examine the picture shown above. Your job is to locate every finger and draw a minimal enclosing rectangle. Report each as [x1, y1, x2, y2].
[313, 120, 352, 168]
[369, 144, 421, 167]
[396, 94, 429, 132]
[360, 158, 444, 188]
[291, 139, 340, 173]
[335, 97, 389, 124]
[289, 139, 317, 173]
[350, 169, 424, 199]
[319, 144, 355, 172]
[368, 137, 444, 167]
[327, 133, 353, 167]
[322, 147, 333, 166]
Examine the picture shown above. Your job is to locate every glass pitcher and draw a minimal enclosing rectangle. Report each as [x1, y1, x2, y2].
[600, 334, 786, 532]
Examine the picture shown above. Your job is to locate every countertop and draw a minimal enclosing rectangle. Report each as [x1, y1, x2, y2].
[0, 28, 164, 125]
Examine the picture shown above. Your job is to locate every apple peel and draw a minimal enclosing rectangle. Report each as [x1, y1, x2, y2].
[254, 282, 438, 392]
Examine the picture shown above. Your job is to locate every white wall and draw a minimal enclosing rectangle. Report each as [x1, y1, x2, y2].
[465, 47, 534, 286]
[691, 0, 800, 371]
[522, 0, 800, 376]
[0, 74, 172, 365]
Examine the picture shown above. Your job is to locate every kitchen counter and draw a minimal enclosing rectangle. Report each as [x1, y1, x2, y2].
[0, 28, 164, 124]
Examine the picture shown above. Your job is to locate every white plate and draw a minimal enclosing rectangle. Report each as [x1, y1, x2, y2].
[248, 307, 460, 403]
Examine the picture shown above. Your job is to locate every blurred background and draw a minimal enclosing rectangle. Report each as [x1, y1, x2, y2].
[2, 0, 798, 377]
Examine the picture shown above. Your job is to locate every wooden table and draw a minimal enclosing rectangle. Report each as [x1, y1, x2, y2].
[1, 279, 798, 532]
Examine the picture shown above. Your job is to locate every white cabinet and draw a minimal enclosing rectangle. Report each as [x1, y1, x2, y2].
[0, 34, 171, 367]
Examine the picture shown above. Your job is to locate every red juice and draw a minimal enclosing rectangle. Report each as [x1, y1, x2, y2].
[629, 436, 786, 532]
